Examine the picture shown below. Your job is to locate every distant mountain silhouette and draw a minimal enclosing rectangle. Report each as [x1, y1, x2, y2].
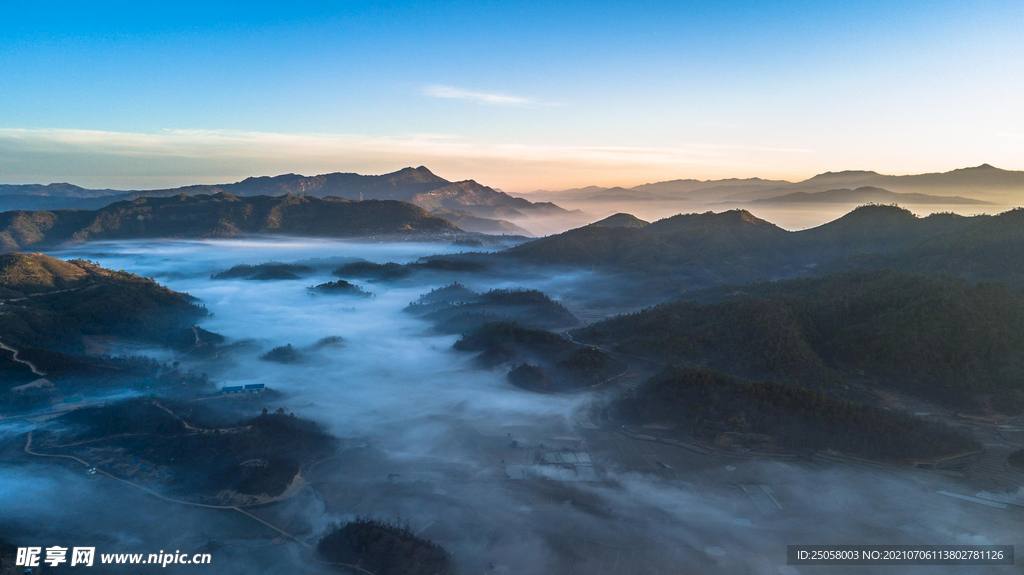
[723, 164, 1024, 203]
[632, 177, 791, 197]
[798, 164, 1024, 195]
[746, 186, 990, 205]
[527, 178, 789, 202]
[0, 182, 120, 198]
[522, 164, 1022, 204]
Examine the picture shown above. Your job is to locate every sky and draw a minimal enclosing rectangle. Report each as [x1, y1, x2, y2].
[1, 0, 1023, 191]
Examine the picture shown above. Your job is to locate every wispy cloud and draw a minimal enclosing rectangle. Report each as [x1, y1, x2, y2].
[422, 85, 537, 106]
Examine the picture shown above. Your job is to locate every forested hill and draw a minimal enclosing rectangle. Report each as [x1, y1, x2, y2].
[504, 205, 1024, 287]
[817, 207, 1024, 288]
[0, 253, 207, 377]
[576, 270, 1024, 412]
[0, 192, 459, 252]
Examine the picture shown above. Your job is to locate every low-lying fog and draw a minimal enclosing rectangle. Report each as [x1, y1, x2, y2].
[2, 238, 1020, 574]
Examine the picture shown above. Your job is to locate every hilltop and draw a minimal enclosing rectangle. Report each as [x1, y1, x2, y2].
[590, 213, 650, 228]
[0, 193, 460, 252]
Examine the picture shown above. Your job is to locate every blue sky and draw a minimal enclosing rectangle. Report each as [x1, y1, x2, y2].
[1, 0, 1022, 190]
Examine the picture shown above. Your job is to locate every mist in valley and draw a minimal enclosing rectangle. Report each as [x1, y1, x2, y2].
[1, 238, 1020, 574]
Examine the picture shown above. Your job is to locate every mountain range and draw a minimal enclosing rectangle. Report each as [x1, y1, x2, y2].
[525, 164, 1024, 205]
[0, 193, 461, 252]
[0, 166, 583, 236]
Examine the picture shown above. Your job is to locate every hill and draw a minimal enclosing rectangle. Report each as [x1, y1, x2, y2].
[211, 263, 315, 280]
[453, 321, 624, 392]
[406, 286, 579, 333]
[332, 256, 488, 283]
[576, 270, 1024, 412]
[413, 282, 478, 305]
[0, 253, 208, 380]
[614, 367, 978, 461]
[317, 518, 455, 575]
[0, 193, 459, 252]
[308, 280, 372, 297]
[505, 209, 798, 283]
[817, 207, 1024, 288]
[793, 204, 980, 262]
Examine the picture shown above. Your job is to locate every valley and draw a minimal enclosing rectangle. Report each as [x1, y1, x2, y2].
[0, 215, 1022, 573]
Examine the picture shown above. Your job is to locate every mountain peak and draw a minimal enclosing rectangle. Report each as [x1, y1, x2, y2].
[388, 166, 448, 184]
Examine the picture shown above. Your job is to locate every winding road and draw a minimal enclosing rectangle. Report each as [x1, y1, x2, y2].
[0, 338, 45, 376]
